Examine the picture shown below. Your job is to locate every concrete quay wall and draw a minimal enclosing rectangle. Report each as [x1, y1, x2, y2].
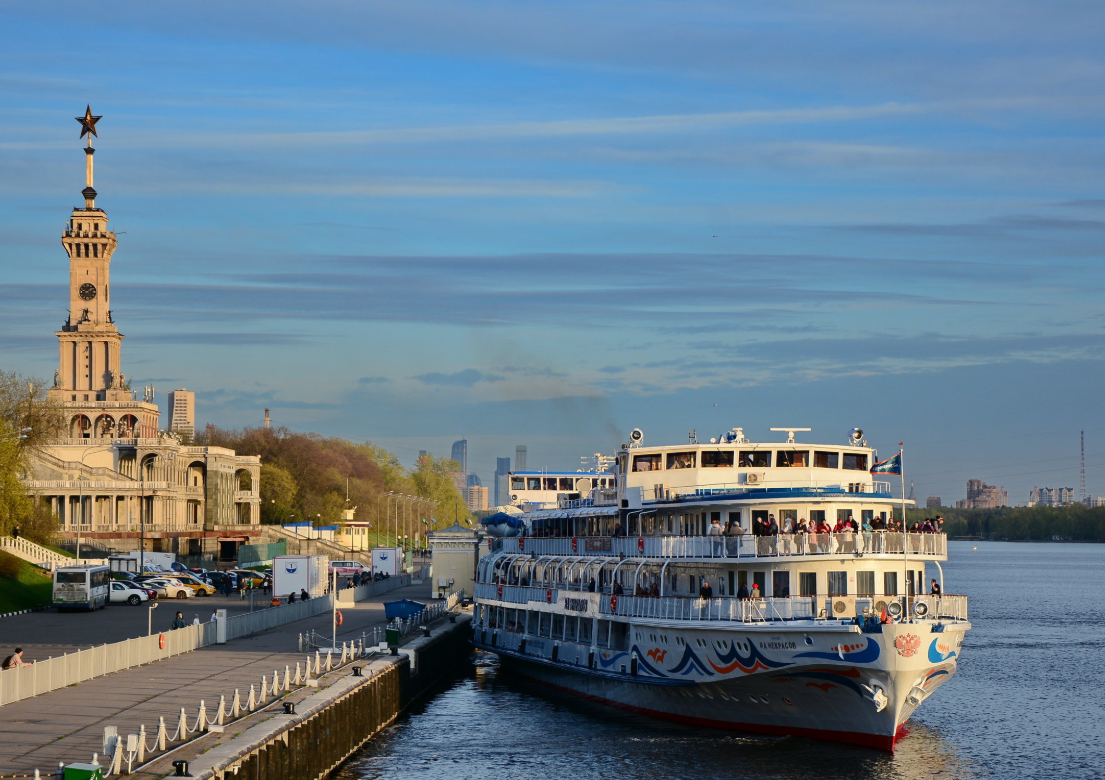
[178, 614, 471, 780]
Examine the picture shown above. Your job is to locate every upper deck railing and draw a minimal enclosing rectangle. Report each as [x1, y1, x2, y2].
[489, 531, 946, 560]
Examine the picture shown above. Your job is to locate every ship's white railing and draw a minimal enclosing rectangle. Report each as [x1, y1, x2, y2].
[598, 595, 817, 622]
[910, 594, 968, 621]
[0, 596, 333, 707]
[497, 532, 946, 559]
[473, 582, 559, 605]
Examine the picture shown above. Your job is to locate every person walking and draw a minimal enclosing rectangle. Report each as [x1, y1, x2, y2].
[171, 611, 187, 629]
[191, 614, 200, 626]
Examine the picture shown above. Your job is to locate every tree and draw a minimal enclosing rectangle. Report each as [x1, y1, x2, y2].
[0, 370, 63, 542]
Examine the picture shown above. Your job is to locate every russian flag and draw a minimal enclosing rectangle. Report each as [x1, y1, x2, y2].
[870, 452, 902, 475]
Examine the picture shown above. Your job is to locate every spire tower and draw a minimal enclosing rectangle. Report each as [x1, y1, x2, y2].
[47, 108, 159, 439]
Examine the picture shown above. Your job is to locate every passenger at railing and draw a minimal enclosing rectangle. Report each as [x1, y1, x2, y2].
[708, 517, 724, 556]
[752, 515, 765, 536]
[930, 578, 942, 596]
[699, 578, 713, 600]
[612, 580, 624, 596]
[613, 522, 625, 537]
[794, 518, 808, 554]
[767, 514, 779, 535]
[749, 583, 761, 600]
[736, 582, 750, 600]
[861, 516, 873, 553]
[587, 578, 596, 592]
[649, 581, 660, 598]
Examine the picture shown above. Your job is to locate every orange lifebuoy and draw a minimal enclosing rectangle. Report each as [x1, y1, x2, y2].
[546, 588, 553, 603]
[571, 537, 578, 552]
[638, 537, 644, 553]
[335, 611, 343, 627]
[497, 583, 503, 599]
[610, 594, 618, 610]
[158, 633, 165, 650]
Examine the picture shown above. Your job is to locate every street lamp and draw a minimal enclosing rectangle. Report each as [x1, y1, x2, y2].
[147, 602, 159, 636]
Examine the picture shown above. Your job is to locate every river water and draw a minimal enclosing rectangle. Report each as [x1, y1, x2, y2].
[333, 542, 1105, 780]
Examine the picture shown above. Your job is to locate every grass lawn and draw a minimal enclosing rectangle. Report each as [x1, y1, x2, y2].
[0, 556, 53, 614]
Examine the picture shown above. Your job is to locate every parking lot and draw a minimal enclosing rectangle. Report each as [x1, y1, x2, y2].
[0, 590, 299, 662]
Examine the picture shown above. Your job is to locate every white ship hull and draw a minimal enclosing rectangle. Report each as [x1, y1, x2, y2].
[473, 621, 966, 750]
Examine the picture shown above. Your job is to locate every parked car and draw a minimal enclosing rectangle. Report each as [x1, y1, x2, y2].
[208, 571, 236, 589]
[328, 560, 369, 577]
[228, 570, 264, 585]
[110, 571, 137, 582]
[109, 581, 149, 605]
[171, 572, 216, 596]
[142, 578, 193, 599]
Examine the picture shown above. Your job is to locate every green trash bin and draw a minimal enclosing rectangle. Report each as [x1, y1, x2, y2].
[385, 627, 400, 647]
[64, 764, 104, 780]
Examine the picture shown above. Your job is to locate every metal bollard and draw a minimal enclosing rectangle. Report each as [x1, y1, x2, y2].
[352, 665, 363, 677]
[283, 702, 295, 715]
[172, 759, 192, 777]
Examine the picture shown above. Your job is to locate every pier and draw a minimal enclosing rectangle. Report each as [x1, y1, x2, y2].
[0, 584, 472, 778]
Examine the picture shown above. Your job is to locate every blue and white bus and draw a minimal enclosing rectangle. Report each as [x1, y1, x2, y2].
[53, 564, 111, 611]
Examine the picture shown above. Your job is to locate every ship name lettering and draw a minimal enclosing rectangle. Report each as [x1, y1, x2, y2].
[759, 641, 797, 650]
[563, 597, 589, 613]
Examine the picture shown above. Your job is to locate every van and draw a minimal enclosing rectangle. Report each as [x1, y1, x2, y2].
[329, 560, 368, 576]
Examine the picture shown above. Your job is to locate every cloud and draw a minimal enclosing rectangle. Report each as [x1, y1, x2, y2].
[357, 376, 391, 384]
[413, 369, 504, 387]
[138, 333, 311, 346]
[598, 365, 625, 374]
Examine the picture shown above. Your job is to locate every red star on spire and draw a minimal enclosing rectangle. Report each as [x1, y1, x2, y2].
[75, 105, 102, 139]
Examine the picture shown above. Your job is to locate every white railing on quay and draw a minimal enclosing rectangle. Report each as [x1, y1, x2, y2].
[0, 595, 335, 708]
[0, 535, 72, 566]
[496, 532, 946, 560]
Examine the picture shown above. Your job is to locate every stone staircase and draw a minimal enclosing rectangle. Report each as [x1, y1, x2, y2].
[257, 525, 372, 566]
[0, 536, 72, 568]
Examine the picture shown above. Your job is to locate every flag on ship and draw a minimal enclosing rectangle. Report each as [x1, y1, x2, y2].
[870, 452, 902, 475]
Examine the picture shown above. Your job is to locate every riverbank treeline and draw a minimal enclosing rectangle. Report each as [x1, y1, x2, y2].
[905, 505, 1105, 541]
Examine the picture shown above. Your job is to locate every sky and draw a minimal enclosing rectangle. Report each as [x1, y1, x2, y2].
[2, 1, 1104, 504]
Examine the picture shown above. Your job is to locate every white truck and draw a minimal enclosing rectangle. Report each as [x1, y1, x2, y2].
[371, 547, 403, 577]
[108, 551, 176, 573]
[272, 554, 327, 599]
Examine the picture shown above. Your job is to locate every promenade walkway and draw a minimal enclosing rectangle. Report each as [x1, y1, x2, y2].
[0, 584, 434, 775]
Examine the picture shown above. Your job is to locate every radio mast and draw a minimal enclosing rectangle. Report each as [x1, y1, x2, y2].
[1080, 429, 1086, 503]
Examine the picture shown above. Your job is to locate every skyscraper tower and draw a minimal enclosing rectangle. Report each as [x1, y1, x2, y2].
[451, 439, 468, 474]
[46, 107, 159, 439]
[1081, 429, 1086, 503]
[515, 445, 527, 472]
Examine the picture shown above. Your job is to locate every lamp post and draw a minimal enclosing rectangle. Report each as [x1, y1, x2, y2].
[147, 601, 159, 636]
[385, 492, 399, 548]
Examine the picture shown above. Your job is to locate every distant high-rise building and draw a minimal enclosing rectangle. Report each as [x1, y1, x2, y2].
[467, 474, 482, 488]
[956, 479, 1008, 509]
[451, 439, 467, 473]
[167, 389, 195, 438]
[515, 445, 527, 472]
[1029, 486, 1074, 507]
[450, 472, 467, 495]
[926, 497, 942, 508]
[1085, 495, 1105, 508]
[494, 457, 511, 506]
[465, 485, 489, 512]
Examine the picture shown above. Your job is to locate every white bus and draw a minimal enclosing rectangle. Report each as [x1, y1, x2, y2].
[53, 564, 111, 611]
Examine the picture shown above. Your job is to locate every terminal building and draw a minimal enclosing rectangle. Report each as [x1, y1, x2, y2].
[20, 109, 261, 558]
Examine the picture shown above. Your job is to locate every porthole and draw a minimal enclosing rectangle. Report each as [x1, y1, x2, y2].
[804, 635, 814, 646]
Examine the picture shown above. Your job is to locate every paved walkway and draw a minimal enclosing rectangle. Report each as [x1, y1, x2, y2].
[0, 584, 434, 775]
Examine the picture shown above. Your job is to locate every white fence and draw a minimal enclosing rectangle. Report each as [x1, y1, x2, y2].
[336, 574, 411, 604]
[0, 595, 334, 707]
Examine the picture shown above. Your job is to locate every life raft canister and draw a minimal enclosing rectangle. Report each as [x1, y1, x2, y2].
[518, 537, 525, 551]
[610, 594, 618, 610]
[571, 537, 578, 552]
[546, 589, 553, 603]
[497, 583, 503, 599]
[638, 537, 644, 554]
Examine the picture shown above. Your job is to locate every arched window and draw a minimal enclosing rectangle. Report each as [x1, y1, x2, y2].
[236, 469, 253, 492]
[70, 414, 92, 439]
[94, 414, 115, 438]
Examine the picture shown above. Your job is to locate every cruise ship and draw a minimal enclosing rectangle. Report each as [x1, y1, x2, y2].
[472, 427, 968, 750]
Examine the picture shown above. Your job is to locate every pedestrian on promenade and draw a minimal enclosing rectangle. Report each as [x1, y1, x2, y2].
[171, 611, 186, 629]
[11, 525, 19, 539]
[238, 580, 247, 600]
[209, 610, 218, 622]
[288, 591, 297, 604]
[2, 648, 30, 669]
[192, 614, 200, 626]
[300, 588, 309, 601]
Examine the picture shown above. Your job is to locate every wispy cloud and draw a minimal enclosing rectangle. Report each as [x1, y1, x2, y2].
[413, 369, 505, 387]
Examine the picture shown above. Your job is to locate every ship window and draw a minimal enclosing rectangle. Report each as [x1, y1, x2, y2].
[857, 571, 875, 596]
[753, 571, 766, 594]
[539, 613, 552, 637]
[843, 453, 868, 470]
[633, 454, 662, 472]
[552, 614, 564, 638]
[837, 509, 855, 525]
[540, 478, 555, 490]
[809, 510, 826, 525]
[579, 619, 592, 643]
[511, 477, 524, 490]
[739, 450, 771, 468]
[884, 571, 898, 596]
[815, 451, 839, 469]
[828, 571, 848, 596]
[666, 451, 696, 470]
[527, 478, 541, 490]
[799, 572, 817, 596]
[779, 509, 797, 531]
[559, 477, 574, 490]
[776, 450, 809, 467]
[702, 451, 734, 468]
[772, 570, 791, 598]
